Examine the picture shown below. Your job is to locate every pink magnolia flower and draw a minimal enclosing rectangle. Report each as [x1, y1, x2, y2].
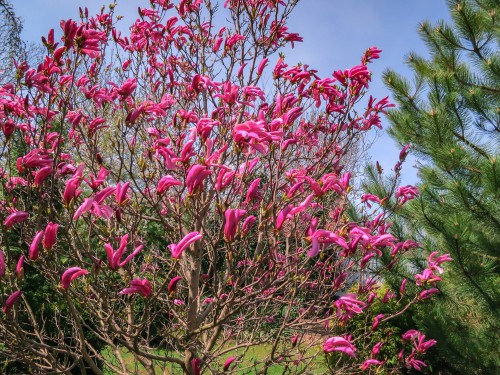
[367, 292, 377, 304]
[370, 233, 396, 248]
[257, 58, 269, 75]
[400, 278, 408, 294]
[224, 33, 245, 49]
[72, 185, 114, 220]
[115, 182, 130, 205]
[223, 356, 235, 372]
[335, 293, 366, 321]
[372, 314, 385, 331]
[241, 215, 256, 235]
[73, 197, 113, 221]
[308, 229, 349, 257]
[391, 239, 420, 257]
[157, 175, 182, 194]
[178, 138, 196, 163]
[33, 166, 53, 187]
[215, 81, 239, 105]
[415, 334, 437, 354]
[3, 290, 22, 314]
[306, 217, 319, 237]
[289, 194, 314, 215]
[398, 349, 405, 362]
[224, 209, 247, 241]
[61, 267, 89, 289]
[29, 230, 44, 260]
[361, 359, 385, 371]
[213, 37, 223, 53]
[94, 186, 116, 205]
[62, 164, 84, 198]
[173, 299, 185, 306]
[236, 157, 260, 177]
[87, 117, 108, 136]
[43, 222, 59, 250]
[60, 19, 106, 59]
[16, 149, 53, 172]
[244, 178, 261, 205]
[16, 255, 24, 280]
[361, 193, 381, 208]
[168, 276, 182, 294]
[276, 205, 293, 230]
[215, 168, 235, 191]
[340, 172, 351, 191]
[395, 185, 419, 204]
[6, 177, 28, 190]
[120, 278, 152, 298]
[406, 353, 427, 371]
[323, 336, 356, 358]
[428, 252, 452, 274]
[104, 234, 143, 270]
[402, 329, 437, 359]
[349, 227, 396, 255]
[190, 74, 219, 94]
[401, 330, 420, 341]
[362, 46, 382, 64]
[399, 144, 411, 160]
[186, 165, 211, 194]
[117, 78, 137, 98]
[371, 341, 383, 357]
[197, 117, 218, 140]
[4, 211, 29, 228]
[415, 269, 442, 286]
[168, 232, 203, 259]
[191, 357, 202, 375]
[85, 166, 109, 190]
[63, 177, 83, 204]
[343, 65, 371, 88]
[243, 85, 265, 101]
[233, 111, 283, 154]
[204, 142, 228, 166]
[382, 289, 396, 303]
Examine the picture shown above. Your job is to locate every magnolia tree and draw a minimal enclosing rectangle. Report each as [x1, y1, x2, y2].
[0, 0, 450, 374]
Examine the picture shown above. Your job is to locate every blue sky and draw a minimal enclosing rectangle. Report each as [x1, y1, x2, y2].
[14, 0, 450, 184]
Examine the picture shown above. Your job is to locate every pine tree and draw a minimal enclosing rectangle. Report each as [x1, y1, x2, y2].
[0, 0, 25, 84]
[382, 0, 500, 373]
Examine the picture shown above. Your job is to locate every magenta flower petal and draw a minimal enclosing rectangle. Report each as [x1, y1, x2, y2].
[30, 230, 44, 260]
[224, 209, 246, 241]
[43, 222, 59, 250]
[119, 278, 152, 298]
[169, 232, 202, 259]
[61, 267, 89, 289]
[323, 336, 357, 358]
[168, 276, 182, 293]
[3, 290, 22, 314]
[4, 211, 29, 228]
[223, 356, 235, 372]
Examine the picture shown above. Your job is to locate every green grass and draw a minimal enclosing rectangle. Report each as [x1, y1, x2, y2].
[102, 342, 328, 374]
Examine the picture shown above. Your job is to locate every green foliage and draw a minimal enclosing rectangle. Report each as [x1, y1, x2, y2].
[0, 0, 26, 84]
[379, 0, 500, 373]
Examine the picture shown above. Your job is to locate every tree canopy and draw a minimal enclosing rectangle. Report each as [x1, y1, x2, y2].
[383, 0, 499, 372]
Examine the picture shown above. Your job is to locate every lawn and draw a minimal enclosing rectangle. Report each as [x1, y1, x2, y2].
[102, 342, 328, 374]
